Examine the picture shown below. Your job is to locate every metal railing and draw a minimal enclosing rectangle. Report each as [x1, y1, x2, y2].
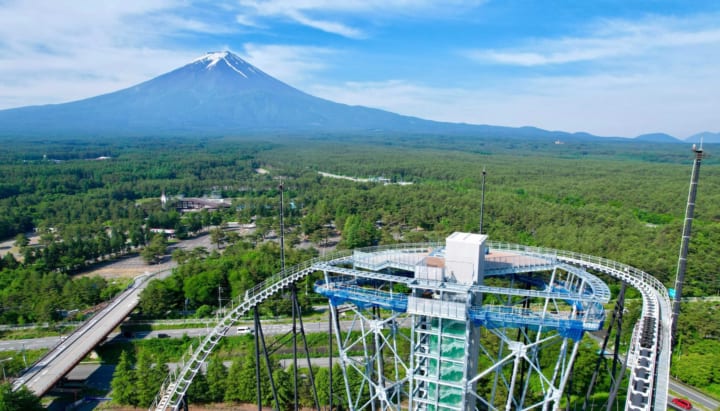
[150, 241, 669, 411]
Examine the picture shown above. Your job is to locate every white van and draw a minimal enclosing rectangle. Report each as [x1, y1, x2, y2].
[237, 326, 254, 335]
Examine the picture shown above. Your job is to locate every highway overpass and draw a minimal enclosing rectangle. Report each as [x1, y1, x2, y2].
[11, 273, 159, 396]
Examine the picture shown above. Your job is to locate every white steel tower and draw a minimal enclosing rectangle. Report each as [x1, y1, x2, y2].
[316, 232, 610, 410]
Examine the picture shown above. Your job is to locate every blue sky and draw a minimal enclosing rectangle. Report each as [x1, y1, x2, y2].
[0, 0, 718, 138]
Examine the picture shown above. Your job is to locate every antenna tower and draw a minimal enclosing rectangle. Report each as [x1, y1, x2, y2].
[278, 182, 285, 270]
[671, 144, 704, 347]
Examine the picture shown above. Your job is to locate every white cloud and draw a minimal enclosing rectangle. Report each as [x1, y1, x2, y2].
[440, 14, 720, 137]
[236, 0, 485, 37]
[308, 66, 720, 138]
[0, 0, 225, 108]
[284, 9, 364, 38]
[466, 14, 720, 66]
[238, 0, 483, 15]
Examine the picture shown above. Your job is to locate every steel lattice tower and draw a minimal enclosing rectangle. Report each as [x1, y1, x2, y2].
[316, 232, 610, 410]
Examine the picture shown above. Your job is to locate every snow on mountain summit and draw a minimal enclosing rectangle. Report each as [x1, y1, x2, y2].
[191, 51, 261, 79]
[193, 51, 229, 65]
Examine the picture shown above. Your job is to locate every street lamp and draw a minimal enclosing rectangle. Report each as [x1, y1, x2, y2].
[0, 357, 13, 381]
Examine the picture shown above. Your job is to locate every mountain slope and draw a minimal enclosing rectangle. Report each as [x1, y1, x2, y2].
[634, 133, 681, 143]
[686, 131, 720, 144]
[0, 52, 414, 136]
[0, 51, 604, 139]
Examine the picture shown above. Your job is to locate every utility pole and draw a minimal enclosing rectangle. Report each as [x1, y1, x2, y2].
[671, 144, 704, 348]
[217, 286, 224, 321]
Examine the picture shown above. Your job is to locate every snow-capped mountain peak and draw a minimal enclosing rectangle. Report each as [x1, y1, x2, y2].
[193, 51, 229, 65]
[192, 51, 257, 78]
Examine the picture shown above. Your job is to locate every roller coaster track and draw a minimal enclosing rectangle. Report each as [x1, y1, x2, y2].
[150, 248, 352, 411]
[151, 242, 670, 411]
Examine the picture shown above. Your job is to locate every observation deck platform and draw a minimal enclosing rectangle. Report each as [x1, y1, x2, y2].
[314, 246, 610, 341]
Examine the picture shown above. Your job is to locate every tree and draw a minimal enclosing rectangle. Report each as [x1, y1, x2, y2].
[205, 356, 227, 403]
[224, 358, 245, 402]
[186, 212, 203, 234]
[272, 367, 294, 410]
[314, 367, 330, 406]
[111, 350, 137, 406]
[135, 350, 163, 407]
[301, 213, 322, 237]
[341, 215, 379, 248]
[210, 227, 226, 250]
[141, 234, 168, 264]
[1, 254, 18, 270]
[139, 280, 180, 317]
[129, 226, 146, 248]
[331, 363, 347, 409]
[183, 270, 224, 307]
[186, 368, 210, 403]
[236, 351, 260, 403]
[109, 228, 127, 256]
[0, 383, 43, 411]
[13, 233, 28, 250]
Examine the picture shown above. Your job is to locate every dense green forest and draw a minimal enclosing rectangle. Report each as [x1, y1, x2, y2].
[2, 135, 716, 299]
[0, 134, 717, 407]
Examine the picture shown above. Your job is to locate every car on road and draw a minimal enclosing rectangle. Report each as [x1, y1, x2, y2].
[671, 397, 692, 410]
[237, 326, 254, 335]
[157, 333, 170, 339]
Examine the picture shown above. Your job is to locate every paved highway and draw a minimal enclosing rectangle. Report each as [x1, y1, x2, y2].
[7, 233, 219, 396]
[670, 379, 720, 411]
[6, 321, 718, 410]
[11, 274, 155, 396]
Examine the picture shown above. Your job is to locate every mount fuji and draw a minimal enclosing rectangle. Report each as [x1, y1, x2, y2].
[0, 51, 450, 137]
[0, 51, 601, 139]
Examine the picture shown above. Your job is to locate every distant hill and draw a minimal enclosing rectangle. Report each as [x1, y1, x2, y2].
[0, 51, 634, 140]
[686, 131, 720, 144]
[634, 133, 681, 143]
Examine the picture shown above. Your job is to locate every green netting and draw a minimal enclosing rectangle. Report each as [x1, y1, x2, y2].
[424, 319, 467, 409]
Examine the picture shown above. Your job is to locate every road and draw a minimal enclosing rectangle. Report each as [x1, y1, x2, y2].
[6, 232, 223, 396]
[7, 321, 719, 410]
[53, 320, 358, 411]
[670, 379, 720, 410]
[11, 273, 157, 396]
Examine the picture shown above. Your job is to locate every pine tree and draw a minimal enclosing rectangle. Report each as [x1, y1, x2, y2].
[111, 350, 137, 406]
[205, 356, 227, 403]
[224, 358, 245, 402]
[135, 350, 159, 407]
[237, 352, 259, 402]
[186, 368, 210, 403]
[314, 367, 330, 406]
[0, 383, 43, 411]
[332, 363, 349, 409]
[272, 368, 294, 410]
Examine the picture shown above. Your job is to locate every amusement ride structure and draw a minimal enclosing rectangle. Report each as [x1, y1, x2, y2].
[151, 232, 671, 411]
